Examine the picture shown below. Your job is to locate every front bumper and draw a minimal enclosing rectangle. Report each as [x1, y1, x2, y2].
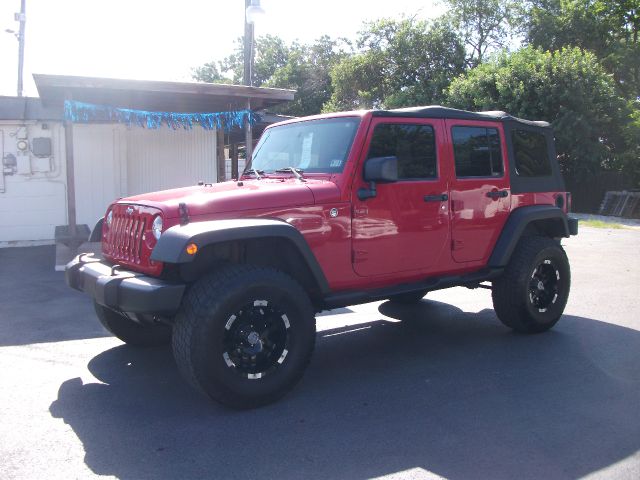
[65, 254, 185, 315]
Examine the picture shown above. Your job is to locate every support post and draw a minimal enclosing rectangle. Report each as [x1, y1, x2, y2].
[245, 98, 253, 164]
[231, 143, 239, 179]
[64, 95, 77, 236]
[216, 122, 226, 182]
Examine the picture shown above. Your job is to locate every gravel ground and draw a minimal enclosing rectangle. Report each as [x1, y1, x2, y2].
[0, 226, 639, 480]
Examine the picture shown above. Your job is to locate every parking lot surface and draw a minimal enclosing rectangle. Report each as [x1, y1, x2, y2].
[1, 226, 639, 480]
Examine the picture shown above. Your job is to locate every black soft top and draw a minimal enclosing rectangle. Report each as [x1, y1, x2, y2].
[373, 105, 564, 194]
[372, 105, 551, 129]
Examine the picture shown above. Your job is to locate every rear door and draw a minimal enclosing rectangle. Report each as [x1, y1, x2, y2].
[351, 118, 450, 277]
[445, 120, 511, 263]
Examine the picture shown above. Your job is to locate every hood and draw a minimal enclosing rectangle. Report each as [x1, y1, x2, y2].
[117, 178, 341, 219]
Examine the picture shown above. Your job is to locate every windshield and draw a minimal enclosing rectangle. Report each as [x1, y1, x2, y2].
[248, 117, 360, 174]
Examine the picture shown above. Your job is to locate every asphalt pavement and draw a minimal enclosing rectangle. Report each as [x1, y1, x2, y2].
[0, 226, 639, 480]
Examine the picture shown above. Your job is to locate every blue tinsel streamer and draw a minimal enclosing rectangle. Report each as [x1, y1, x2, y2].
[64, 100, 257, 132]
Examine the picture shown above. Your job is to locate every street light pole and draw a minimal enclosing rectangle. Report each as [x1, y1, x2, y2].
[16, 0, 26, 97]
[243, 0, 254, 88]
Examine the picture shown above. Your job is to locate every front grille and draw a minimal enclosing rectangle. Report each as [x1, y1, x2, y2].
[102, 204, 162, 274]
[107, 211, 146, 263]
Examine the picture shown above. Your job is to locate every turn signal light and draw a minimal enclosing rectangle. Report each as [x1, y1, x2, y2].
[185, 243, 198, 255]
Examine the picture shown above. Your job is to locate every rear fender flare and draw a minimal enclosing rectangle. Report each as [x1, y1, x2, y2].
[488, 205, 571, 268]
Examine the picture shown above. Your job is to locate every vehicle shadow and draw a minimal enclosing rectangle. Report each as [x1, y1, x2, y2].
[49, 300, 640, 480]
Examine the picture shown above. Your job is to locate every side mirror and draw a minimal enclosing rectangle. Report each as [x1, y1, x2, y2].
[363, 156, 398, 183]
[359, 156, 398, 200]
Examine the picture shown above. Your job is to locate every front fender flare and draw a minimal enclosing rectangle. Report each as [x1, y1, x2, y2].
[151, 218, 329, 294]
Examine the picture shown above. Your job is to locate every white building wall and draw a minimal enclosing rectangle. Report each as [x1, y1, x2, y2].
[1, 121, 218, 245]
[126, 127, 217, 196]
[73, 124, 127, 227]
[0, 121, 67, 245]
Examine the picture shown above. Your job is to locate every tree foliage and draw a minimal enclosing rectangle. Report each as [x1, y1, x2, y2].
[443, 0, 519, 66]
[524, 0, 640, 98]
[323, 18, 466, 111]
[446, 46, 633, 178]
[265, 36, 350, 116]
[193, 35, 347, 116]
[191, 3, 640, 185]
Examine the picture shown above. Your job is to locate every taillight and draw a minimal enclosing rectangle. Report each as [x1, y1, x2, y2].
[566, 192, 572, 213]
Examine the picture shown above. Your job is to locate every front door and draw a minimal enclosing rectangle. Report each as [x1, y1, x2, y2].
[351, 118, 450, 277]
[445, 120, 511, 263]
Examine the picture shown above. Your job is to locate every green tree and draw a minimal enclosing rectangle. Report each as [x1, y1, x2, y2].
[193, 35, 347, 116]
[193, 34, 291, 86]
[265, 36, 351, 116]
[446, 46, 635, 180]
[523, 0, 640, 99]
[443, 0, 519, 66]
[323, 18, 466, 111]
[191, 62, 233, 85]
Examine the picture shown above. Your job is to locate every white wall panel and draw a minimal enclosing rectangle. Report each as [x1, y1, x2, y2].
[73, 124, 125, 227]
[126, 127, 217, 196]
[0, 122, 67, 244]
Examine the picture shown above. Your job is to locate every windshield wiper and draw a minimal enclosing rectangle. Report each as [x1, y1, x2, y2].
[275, 167, 306, 182]
[243, 168, 265, 180]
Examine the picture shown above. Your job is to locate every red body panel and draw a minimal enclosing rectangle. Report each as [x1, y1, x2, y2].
[445, 119, 512, 264]
[101, 110, 567, 294]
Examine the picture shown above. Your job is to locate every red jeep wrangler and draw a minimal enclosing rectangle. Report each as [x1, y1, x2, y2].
[66, 106, 578, 408]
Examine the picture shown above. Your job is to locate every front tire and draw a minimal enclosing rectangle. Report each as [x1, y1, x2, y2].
[172, 265, 316, 409]
[93, 302, 171, 346]
[492, 236, 570, 334]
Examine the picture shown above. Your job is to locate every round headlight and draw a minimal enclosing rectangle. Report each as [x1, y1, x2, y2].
[106, 210, 113, 227]
[152, 216, 163, 240]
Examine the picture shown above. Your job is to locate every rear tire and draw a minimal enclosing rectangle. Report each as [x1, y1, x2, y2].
[492, 236, 570, 334]
[93, 302, 171, 346]
[172, 265, 316, 409]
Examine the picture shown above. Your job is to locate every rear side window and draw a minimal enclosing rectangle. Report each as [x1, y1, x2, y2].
[367, 123, 437, 179]
[452, 126, 503, 177]
[512, 130, 552, 177]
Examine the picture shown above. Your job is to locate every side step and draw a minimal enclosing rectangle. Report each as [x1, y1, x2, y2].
[322, 268, 503, 309]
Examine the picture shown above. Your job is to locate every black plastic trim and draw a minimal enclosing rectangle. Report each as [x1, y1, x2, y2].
[488, 205, 572, 268]
[88, 217, 104, 242]
[65, 255, 185, 315]
[151, 218, 330, 294]
[372, 106, 551, 128]
[322, 268, 503, 310]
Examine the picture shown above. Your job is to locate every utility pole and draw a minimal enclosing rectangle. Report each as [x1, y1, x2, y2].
[243, 0, 254, 88]
[16, 0, 26, 97]
[243, 0, 254, 163]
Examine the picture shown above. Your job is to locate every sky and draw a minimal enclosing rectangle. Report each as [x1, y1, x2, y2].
[0, 0, 445, 97]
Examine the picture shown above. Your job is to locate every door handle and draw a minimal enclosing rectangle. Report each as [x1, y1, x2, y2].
[486, 190, 509, 199]
[424, 194, 448, 202]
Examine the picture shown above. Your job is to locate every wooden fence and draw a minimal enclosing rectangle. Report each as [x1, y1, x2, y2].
[565, 171, 636, 214]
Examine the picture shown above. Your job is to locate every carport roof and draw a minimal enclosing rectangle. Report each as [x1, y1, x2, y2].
[33, 74, 296, 112]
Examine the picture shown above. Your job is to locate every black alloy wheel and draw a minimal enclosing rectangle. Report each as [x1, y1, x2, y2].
[492, 236, 571, 334]
[528, 259, 561, 313]
[172, 265, 316, 409]
[222, 299, 291, 380]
